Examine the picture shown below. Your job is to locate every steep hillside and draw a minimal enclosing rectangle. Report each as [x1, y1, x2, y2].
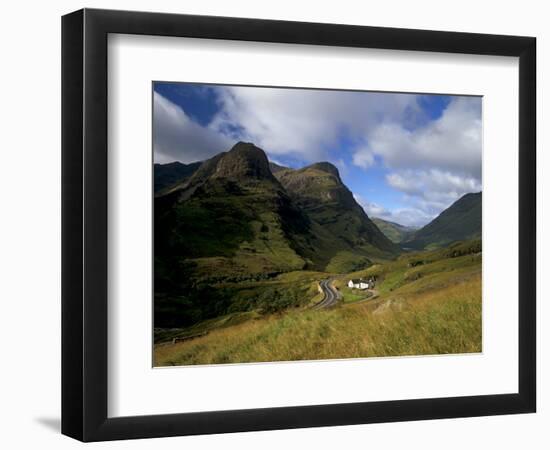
[155, 143, 311, 279]
[154, 143, 316, 328]
[154, 161, 201, 193]
[275, 162, 399, 270]
[405, 192, 482, 250]
[268, 161, 289, 174]
[154, 142, 404, 329]
[372, 217, 417, 243]
[157, 144, 398, 276]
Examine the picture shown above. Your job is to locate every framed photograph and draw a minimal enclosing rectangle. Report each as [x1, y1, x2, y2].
[62, 8, 536, 442]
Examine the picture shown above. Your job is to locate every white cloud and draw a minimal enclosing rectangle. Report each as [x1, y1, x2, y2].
[358, 97, 482, 180]
[153, 92, 231, 163]
[386, 169, 482, 212]
[210, 86, 420, 162]
[334, 158, 348, 177]
[352, 147, 375, 169]
[353, 194, 433, 228]
[350, 96, 482, 224]
[353, 168, 481, 227]
[153, 86, 481, 227]
[354, 197, 386, 217]
[387, 208, 435, 228]
[210, 88, 481, 223]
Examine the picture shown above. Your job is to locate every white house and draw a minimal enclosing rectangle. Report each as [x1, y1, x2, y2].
[348, 279, 369, 290]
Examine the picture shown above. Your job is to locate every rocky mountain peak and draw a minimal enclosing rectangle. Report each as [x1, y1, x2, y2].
[307, 161, 341, 180]
[213, 142, 275, 180]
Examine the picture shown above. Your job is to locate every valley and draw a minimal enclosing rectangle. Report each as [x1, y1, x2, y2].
[154, 239, 481, 365]
[153, 142, 482, 366]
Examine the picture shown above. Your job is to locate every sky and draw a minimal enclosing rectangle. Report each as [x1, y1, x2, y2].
[153, 82, 482, 227]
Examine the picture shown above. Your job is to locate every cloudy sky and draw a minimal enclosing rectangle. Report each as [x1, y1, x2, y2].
[153, 82, 482, 227]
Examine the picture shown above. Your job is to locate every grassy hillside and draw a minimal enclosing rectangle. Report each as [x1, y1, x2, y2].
[154, 143, 403, 330]
[405, 192, 481, 250]
[154, 174, 318, 328]
[372, 217, 417, 243]
[155, 274, 481, 365]
[154, 144, 482, 358]
[154, 269, 324, 334]
[275, 162, 399, 263]
[335, 239, 481, 295]
[155, 239, 482, 365]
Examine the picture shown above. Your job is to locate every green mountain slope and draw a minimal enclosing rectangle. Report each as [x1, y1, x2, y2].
[155, 143, 311, 278]
[372, 218, 417, 243]
[156, 143, 398, 278]
[274, 162, 399, 270]
[154, 142, 401, 328]
[154, 161, 201, 193]
[154, 143, 316, 328]
[405, 192, 482, 250]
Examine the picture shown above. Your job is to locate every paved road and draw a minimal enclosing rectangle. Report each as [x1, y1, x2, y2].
[313, 278, 342, 309]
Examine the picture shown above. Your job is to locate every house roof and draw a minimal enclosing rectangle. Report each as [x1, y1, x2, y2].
[350, 279, 363, 283]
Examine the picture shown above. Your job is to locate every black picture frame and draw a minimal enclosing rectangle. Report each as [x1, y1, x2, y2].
[62, 8, 536, 442]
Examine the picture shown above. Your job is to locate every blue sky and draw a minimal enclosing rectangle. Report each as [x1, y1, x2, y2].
[153, 82, 482, 227]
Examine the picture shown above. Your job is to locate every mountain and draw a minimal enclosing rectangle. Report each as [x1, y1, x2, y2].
[154, 161, 201, 193]
[155, 143, 312, 282]
[154, 142, 401, 329]
[268, 161, 289, 174]
[273, 161, 399, 270]
[372, 218, 417, 243]
[405, 192, 482, 250]
[155, 142, 398, 282]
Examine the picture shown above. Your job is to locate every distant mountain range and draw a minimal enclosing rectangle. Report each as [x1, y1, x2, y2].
[154, 142, 398, 284]
[402, 192, 482, 250]
[371, 218, 417, 244]
[154, 143, 481, 275]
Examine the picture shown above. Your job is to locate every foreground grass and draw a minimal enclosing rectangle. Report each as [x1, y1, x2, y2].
[154, 275, 481, 366]
[155, 269, 325, 343]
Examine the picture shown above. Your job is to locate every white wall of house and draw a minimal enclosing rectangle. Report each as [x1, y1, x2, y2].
[349, 280, 370, 289]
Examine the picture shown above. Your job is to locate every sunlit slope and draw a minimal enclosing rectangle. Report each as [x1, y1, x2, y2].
[405, 192, 481, 250]
[155, 240, 481, 365]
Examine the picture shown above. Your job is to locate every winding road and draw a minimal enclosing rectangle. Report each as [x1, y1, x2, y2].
[313, 278, 342, 309]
